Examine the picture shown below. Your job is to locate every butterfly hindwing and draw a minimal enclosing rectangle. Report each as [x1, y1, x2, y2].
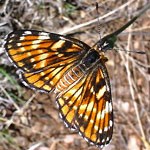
[4, 30, 90, 92]
[56, 63, 113, 147]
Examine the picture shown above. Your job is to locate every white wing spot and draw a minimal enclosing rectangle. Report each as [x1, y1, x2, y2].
[93, 108, 96, 112]
[87, 101, 94, 111]
[10, 34, 15, 38]
[84, 137, 90, 143]
[59, 113, 63, 119]
[109, 102, 112, 112]
[33, 64, 36, 68]
[90, 120, 94, 123]
[32, 39, 42, 44]
[40, 72, 45, 76]
[27, 52, 32, 56]
[30, 58, 35, 62]
[94, 125, 98, 131]
[50, 81, 54, 86]
[79, 113, 83, 117]
[104, 126, 108, 131]
[20, 47, 26, 52]
[84, 115, 88, 120]
[109, 120, 113, 127]
[8, 39, 13, 43]
[97, 102, 112, 120]
[106, 137, 110, 142]
[68, 101, 73, 105]
[96, 85, 106, 99]
[20, 36, 25, 40]
[105, 101, 109, 113]
[90, 86, 95, 94]
[39, 32, 49, 36]
[51, 40, 65, 49]
[17, 43, 21, 46]
[22, 81, 29, 87]
[99, 129, 102, 133]
[40, 60, 46, 68]
[24, 31, 32, 35]
[101, 110, 105, 119]
[73, 106, 77, 110]
[31, 44, 39, 49]
[37, 35, 49, 40]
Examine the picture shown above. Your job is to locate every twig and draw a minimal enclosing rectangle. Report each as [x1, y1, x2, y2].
[119, 5, 147, 147]
[0, 85, 20, 110]
[60, 0, 135, 34]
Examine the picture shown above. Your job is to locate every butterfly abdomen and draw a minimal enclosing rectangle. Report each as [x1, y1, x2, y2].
[54, 64, 85, 94]
[54, 50, 100, 95]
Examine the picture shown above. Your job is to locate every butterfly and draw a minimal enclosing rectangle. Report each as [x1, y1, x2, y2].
[4, 30, 114, 148]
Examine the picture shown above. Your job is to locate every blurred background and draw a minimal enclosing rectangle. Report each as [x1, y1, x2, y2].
[0, 0, 150, 150]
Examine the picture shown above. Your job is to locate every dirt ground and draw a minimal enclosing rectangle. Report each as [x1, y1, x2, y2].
[0, 0, 150, 150]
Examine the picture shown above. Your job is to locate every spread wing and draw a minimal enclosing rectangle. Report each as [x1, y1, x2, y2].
[4, 30, 90, 92]
[56, 63, 113, 148]
[5, 30, 113, 148]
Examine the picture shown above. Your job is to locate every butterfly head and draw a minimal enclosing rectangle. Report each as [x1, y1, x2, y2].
[97, 34, 117, 52]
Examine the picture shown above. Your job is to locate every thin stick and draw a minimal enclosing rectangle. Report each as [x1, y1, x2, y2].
[95, 3, 150, 51]
[60, 0, 135, 34]
[108, 3, 150, 37]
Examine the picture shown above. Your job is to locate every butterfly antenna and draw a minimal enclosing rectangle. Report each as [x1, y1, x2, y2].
[114, 47, 146, 54]
[97, 3, 150, 52]
[96, 2, 101, 40]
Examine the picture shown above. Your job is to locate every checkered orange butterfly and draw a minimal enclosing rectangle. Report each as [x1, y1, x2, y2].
[4, 3, 149, 148]
[4, 30, 113, 148]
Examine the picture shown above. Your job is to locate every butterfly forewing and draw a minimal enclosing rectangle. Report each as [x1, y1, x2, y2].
[5, 30, 89, 92]
[56, 63, 113, 147]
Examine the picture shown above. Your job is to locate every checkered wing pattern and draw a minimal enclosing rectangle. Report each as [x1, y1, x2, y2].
[4, 30, 89, 92]
[4, 30, 113, 148]
[57, 63, 113, 148]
